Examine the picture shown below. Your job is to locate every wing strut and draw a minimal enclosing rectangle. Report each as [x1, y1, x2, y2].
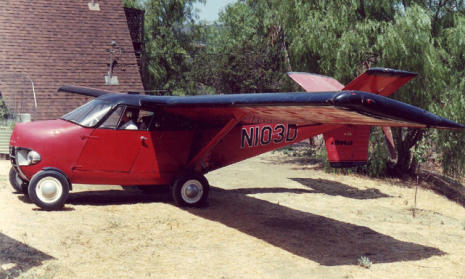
[186, 114, 244, 172]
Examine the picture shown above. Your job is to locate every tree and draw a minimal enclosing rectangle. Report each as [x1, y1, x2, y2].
[124, 0, 206, 95]
[372, 5, 444, 176]
[432, 13, 465, 179]
[191, 1, 286, 94]
[127, 0, 465, 178]
[273, 1, 465, 178]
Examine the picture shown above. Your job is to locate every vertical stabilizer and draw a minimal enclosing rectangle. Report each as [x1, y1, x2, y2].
[324, 126, 370, 168]
[287, 72, 344, 92]
[343, 68, 417, 96]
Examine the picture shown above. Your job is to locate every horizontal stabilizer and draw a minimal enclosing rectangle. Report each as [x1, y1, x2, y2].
[287, 72, 344, 92]
[343, 68, 417, 96]
[288, 68, 416, 97]
[58, 85, 114, 97]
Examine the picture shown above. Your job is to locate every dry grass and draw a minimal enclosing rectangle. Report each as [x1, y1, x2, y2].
[1, 153, 465, 278]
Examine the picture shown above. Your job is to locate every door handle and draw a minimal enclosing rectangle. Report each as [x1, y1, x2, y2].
[140, 136, 148, 147]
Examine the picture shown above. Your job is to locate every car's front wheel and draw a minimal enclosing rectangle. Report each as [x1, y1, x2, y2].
[9, 167, 28, 194]
[28, 170, 70, 210]
[171, 172, 209, 207]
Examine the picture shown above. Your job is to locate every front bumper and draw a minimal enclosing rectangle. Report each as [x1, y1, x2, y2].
[9, 146, 29, 181]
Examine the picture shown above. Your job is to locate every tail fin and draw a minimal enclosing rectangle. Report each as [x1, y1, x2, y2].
[288, 67, 417, 96]
[287, 72, 344, 92]
[288, 68, 417, 168]
[343, 68, 417, 96]
[324, 126, 371, 168]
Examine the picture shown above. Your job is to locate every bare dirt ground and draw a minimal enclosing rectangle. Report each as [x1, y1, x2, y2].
[1, 152, 465, 279]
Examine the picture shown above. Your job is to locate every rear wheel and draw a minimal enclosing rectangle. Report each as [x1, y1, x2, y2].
[28, 170, 70, 210]
[171, 172, 209, 207]
[9, 167, 28, 194]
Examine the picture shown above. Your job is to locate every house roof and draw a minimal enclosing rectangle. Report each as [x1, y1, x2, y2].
[0, 0, 144, 120]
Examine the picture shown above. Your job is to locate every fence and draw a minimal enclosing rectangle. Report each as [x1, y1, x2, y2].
[0, 72, 38, 155]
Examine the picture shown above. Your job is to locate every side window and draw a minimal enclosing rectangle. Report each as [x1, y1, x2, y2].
[118, 107, 138, 130]
[100, 106, 124, 129]
[116, 107, 154, 131]
[136, 110, 154, 131]
[99, 106, 154, 131]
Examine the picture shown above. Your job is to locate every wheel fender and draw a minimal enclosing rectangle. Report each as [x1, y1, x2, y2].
[173, 168, 207, 184]
[41, 167, 73, 191]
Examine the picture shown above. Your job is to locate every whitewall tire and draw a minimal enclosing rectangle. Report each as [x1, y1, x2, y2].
[28, 170, 70, 210]
[172, 172, 209, 207]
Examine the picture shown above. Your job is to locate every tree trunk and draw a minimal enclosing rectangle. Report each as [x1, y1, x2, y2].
[387, 128, 424, 178]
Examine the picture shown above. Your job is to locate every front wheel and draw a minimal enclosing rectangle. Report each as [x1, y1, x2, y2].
[9, 167, 28, 194]
[28, 170, 70, 210]
[171, 172, 209, 207]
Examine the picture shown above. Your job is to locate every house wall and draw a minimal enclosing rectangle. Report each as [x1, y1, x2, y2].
[0, 0, 144, 120]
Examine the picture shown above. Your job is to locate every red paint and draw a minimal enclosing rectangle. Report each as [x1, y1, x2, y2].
[207, 124, 341, 171]
[10, 120, 92, 179]
[10, 117, 343, 186]
[288, 72, 344, 92]
[324, 126, 370, 165]
[343, 71, 416, 96]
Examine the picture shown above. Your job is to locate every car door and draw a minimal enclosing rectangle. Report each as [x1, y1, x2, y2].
[76, 106, 152, 173]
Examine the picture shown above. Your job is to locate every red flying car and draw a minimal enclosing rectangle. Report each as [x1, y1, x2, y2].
[8, 68, 464, 210]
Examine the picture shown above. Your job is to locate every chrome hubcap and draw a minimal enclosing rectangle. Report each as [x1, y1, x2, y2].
[181, 180, 203, 204]
[36, 177, 62, 203]
[185, 184, 199, 198]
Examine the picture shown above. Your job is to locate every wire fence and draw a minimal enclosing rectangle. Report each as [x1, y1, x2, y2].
[0, 72, 38, 127]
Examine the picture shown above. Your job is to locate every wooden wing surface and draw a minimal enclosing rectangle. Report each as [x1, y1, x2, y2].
[139, 91, 463, 129]
[58, 83, 464, 129]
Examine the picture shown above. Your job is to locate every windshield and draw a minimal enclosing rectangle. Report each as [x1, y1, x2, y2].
[61, 99, 113, 127]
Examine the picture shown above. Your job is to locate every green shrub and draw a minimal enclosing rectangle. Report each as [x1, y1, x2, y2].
[357, 256, 372, 269]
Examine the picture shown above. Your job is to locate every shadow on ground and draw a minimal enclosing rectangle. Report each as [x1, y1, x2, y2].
[187, 186, 444, 266]
[47, 184, 442, 266]
[0, 233, 54, 279]
[290, 177, 391, 199]
[66, 187, 171, 206]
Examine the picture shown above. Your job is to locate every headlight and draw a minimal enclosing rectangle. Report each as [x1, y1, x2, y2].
[27, 151, 41, 164]
[16, 149, 41, 166]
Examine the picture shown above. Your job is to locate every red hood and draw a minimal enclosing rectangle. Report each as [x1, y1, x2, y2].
[10, 119, 83, 147]
[10, 119, 93, 180]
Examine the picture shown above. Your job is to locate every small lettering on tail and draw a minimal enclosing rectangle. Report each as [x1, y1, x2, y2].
[332, 140, 353, 146]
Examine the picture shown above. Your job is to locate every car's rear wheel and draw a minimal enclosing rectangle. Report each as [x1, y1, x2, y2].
[9, 167, 28, 194]
[28, 170, 70, 210]
[171, 172, 209, 207]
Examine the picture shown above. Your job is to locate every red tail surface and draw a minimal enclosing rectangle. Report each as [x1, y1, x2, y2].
[343, 68, 417, 96]
[288, 68, 417, 167]
[287, 72, 344, 92]
[288, 67, 416, 95]
[324, 126, 370, 168]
